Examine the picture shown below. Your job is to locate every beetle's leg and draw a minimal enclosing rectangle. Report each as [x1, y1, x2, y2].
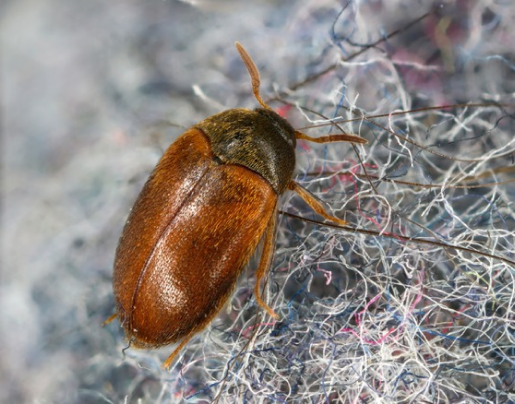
[102, 313, 117, 327]
[161, 333, 196, 370]
[254, 208, 280, 320]
[288, 180, 349, 226]
[295, 131, 367, 145]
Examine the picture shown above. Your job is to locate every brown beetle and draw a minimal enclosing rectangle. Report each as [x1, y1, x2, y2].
[107, 42, 367, 369]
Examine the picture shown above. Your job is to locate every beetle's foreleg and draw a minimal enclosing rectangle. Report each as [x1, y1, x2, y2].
[288, 180, 348, 226]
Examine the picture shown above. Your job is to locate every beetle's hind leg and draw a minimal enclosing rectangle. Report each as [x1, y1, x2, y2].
[254, 208, 280, 320]
[161, 333, 196, 370]
[288, 180, 348, 226]
[102, 313, 117, 327]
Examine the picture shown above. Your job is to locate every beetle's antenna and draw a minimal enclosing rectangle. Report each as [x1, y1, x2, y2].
[235, 42, 271, 110]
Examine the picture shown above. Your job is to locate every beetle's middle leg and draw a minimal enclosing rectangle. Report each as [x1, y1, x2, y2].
[254, 208, 280, 320]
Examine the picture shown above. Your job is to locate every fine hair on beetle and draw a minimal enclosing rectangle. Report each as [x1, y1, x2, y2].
[105, 42, 369, 370]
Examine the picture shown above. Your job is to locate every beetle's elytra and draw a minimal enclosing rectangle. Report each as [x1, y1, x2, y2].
[108, 43, 367, 369]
